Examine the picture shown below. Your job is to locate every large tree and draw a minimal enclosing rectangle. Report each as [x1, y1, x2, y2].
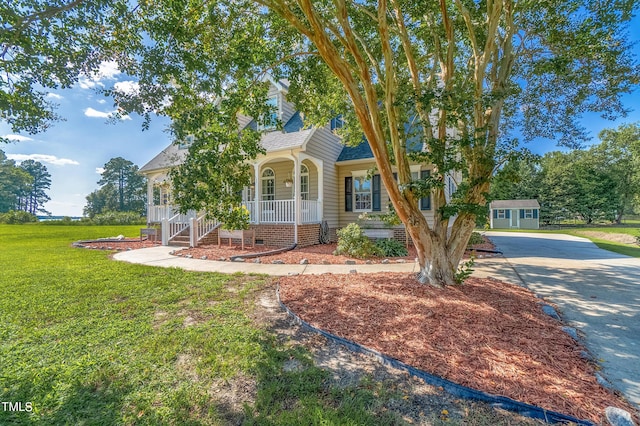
[0, 149, 32, 212]
[0, 0, 130, 138]
[84, 157, 146, 217]
[17, 159, 51, 215]
[3, 1, 640, 286]
[593, 123, 640, 222]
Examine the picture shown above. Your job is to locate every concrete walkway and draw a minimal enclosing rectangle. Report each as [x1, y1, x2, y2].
[113, 245, 519, 281]
[486, 231, 640, 409]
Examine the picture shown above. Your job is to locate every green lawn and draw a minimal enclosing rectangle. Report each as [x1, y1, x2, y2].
[0, 224, 401, 425]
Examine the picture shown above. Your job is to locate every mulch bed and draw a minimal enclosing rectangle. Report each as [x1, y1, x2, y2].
[175, 237, 499, 264]
[278, 273, 638, 424]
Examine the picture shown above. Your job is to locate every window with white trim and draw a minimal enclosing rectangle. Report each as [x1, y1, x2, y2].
[497, 209, 506, 219]
[353, 176, 372, 211]
[261, 168, 275, 200]
[524, 209, 534, 219]
[300, 164, 309, 200]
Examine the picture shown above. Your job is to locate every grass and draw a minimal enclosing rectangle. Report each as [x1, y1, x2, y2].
[0, 224, 411, 425]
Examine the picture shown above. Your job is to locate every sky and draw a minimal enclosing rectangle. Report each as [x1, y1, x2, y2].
[1, 17, 640, 217]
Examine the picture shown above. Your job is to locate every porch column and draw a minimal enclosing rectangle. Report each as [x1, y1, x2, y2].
[253, 163, 260, 224]
[293, 155, 300, 244]
[146, 178, 154, 225]
[316, 159, 324, 222]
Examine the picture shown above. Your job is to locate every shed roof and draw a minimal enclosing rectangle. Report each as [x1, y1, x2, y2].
[489, 199, 540, 209]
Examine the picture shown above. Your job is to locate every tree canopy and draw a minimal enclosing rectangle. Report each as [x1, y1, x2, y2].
[3, 0, 640, 286]
[491, 122, 640, 224]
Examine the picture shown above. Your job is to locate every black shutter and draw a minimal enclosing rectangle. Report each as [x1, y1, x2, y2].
[345, 176, 353, 212]
[506, 210, 511, 219]
[520, 209, 525, 219]
[493, 209, 498, 219]
[534, 209, 539, 219]
[372, 174, 381, 211]
[420, 170, 431, 210]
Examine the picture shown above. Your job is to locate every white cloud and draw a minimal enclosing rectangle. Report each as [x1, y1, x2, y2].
[96, 167, 105, 174]
[97, 99, 106, 104]
[114, 80, 140, 95]
[84, 107, 111, 119]
[7, 154, 80, 166]
[1, 134, 34, 142]
[78, 60, 121, 90]
[83, 107, 131, 121]
[46, 93, 64, 100]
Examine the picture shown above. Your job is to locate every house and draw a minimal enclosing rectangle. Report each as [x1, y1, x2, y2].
[489, 199, 540, 229]
[139, 78, 457, 247]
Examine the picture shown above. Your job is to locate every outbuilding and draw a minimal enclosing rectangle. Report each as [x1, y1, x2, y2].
[489, 199, 540, 229]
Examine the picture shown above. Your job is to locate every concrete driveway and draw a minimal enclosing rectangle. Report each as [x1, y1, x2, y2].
[485, 231, 640, 408]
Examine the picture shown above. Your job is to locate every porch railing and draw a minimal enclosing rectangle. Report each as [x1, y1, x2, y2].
[190, 215, 220, 247]
[148, 204, 178, 223]
[243, 200, 321, 223]
[242, 199, 319, 224]
[161, 211, 196, 245]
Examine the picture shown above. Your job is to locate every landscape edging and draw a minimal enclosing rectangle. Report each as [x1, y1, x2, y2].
[275, 285, 593, 426]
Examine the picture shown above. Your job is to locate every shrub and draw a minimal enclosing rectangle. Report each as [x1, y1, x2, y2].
[334, 223, 380, 258]
[0, 210, 38, 224]
[91, 211, 145, 225]
[375, 238, 408, 257]
[467, 231, 485, 247]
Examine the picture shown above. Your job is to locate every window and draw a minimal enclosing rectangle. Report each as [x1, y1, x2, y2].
[330, 115, 343, 131]
[261, 168, 275, 200]
[345, 173, 380, 212]
[524, 209, 533, 219]
[260, 95, 279, 130]
[178, 134, 194, 150]
[354, 176, 372, 211]
[497, 209, 506, 219]
[300, 164, 309, 200]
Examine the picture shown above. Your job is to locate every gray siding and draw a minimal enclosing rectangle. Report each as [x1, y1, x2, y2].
[336, 162, 435, 229]
[304, 125, 344, 228]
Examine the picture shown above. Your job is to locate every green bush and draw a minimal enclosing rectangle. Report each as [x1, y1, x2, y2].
[0, 210, 38, 224]
[374, 238, 408, 257]
[91, 211, 146, 225]
[467, 231, 485, 247]
[334, 223, 381, 258]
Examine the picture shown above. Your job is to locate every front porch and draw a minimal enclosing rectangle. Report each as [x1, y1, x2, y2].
[144, 154, 325, 247]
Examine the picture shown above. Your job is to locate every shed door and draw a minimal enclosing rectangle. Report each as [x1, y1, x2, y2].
[511, 210, 518, 227]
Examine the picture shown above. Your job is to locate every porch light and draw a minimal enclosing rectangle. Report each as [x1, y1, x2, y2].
[284, 173, 293, 187]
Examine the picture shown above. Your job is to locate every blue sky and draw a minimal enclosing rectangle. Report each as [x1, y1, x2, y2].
[1, 20, 639, 217]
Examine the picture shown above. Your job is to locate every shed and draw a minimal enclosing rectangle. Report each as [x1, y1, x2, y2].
[489, 199, 540, 229]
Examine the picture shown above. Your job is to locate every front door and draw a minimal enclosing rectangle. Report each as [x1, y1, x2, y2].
[511, 210, 519, 228]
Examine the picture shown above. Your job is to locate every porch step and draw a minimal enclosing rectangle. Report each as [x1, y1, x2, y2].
[169, 235, 191, 247]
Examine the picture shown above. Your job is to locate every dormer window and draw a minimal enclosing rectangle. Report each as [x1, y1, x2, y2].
[260, 95, 279, 130]
[178, 134, 195, 150]
[330, 114, 343, 131]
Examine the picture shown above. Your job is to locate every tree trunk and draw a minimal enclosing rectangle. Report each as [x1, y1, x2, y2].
[401, 208, 474, 288]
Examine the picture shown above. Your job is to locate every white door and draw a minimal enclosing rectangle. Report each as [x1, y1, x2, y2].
[511, 210, 519, 228]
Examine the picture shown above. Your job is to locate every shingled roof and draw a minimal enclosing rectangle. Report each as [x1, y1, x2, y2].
[489, 199, 540, 209]
[139, 143, 188, 173]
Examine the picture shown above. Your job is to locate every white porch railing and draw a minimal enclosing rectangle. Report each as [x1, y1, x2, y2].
[148, 204, 178, 223]
[243, 199, 319, 224]
[162, 211, 196, 245]
[189, 215, 220, 247]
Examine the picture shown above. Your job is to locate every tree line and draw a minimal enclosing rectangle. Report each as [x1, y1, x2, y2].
[490, 123, 640, 225]
[0, 149, 51, 215]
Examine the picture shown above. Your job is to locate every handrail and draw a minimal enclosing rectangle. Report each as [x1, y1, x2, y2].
[190, 215, 220, 247]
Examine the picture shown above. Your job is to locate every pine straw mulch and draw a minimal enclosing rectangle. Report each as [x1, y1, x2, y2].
[175, 238, 499, 264]
[278, 273, 639, 424]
